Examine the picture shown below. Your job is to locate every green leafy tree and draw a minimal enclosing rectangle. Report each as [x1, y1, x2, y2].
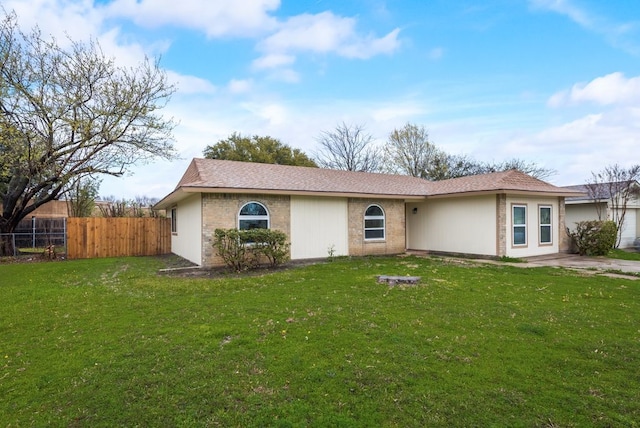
[65, 177, 100, 217]
[0, 10, 176, 255]
[204, 133, 317, 167]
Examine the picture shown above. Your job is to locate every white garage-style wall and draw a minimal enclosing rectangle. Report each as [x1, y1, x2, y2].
[618, 208, 638, 248]
[565, 201, 639, 248]
[170, 193, 202, 265]
[565, 202, 605, 231]
[290, 196, 349, 259]
[505, 196, 560, 258]
[406, 195, 498, 256]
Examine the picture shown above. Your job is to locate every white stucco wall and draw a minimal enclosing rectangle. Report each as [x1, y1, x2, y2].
[505, 196, 559, 258]
[290, 196, 348, 259]
[406, 195, 497, 256]
[170, 193, 202, 265]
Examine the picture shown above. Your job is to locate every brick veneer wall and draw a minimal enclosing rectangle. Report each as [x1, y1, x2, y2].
[347, 198, 406, 256]
[200, 193, 406, 266]
[201, 193, 291, 267]
[558, 197, 570, 253]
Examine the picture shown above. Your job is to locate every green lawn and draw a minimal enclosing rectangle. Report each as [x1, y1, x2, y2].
[1, 255, 639, 427]
[609, 248, 640, 261]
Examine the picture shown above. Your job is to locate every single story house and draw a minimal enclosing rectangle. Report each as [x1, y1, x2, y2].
[155, 158, 583, 267]
[563, 181, 640, 248]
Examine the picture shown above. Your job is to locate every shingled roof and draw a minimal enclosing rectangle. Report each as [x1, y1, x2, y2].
[425, 169, 584, 198]
[155, 159, 581, 208]
[173, 158, 432, 197]
[562, 181, 638, 202]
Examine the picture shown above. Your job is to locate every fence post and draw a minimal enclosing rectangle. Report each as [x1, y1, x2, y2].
[64, 217, 67, 257]
[32, 216, 36, 249]
[12, 233, 17, 257]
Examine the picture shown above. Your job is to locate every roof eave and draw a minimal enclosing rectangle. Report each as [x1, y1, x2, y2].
[426, 189, 585, 199]
[165, 186, 428, 201]
[153, 188, 188, 210]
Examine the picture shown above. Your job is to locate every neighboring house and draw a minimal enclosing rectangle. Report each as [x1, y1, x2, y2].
[563, 181, 640, 248]
[155, 158, 583, 267]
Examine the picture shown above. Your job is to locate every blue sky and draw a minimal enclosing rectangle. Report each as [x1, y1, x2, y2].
[5, 0, 640, 199]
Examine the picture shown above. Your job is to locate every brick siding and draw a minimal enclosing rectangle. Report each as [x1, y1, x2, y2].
[201, 193, 291, 267]
[347, 198, 406, 257]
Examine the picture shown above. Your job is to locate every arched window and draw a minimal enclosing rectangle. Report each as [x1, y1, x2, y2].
[364, 205, 385, 240]
[238, 202, 269, 230]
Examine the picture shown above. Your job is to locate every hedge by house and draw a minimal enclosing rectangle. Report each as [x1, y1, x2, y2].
[568, 220, 617, 256]
[213, 228, 290, 271]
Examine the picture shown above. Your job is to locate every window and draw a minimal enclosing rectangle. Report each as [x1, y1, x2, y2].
[238, 202, 269, 230]
[512, 205, 527, 246]
[539, 206, 552, 244]
[170, 207, 177, 234]
[364, 205, 385, 240]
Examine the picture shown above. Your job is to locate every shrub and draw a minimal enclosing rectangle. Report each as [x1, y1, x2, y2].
[246, 229, 290, 267]
[568, 220, 617, 256]
[213, 228, 290, 271]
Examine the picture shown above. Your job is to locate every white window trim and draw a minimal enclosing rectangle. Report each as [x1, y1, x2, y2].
[539, 205, 552, 245]
[238, 201, 270, 230]
[512, 204, 527, 247]
[364, 204, 385, 241]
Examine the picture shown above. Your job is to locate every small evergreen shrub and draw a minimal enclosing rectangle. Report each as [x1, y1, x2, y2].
[568, 220, 617, 256]
[213, 228, 290, 271]
[247, 229, 290, 267]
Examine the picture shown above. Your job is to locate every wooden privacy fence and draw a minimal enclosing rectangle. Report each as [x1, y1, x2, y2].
[67, 217, 171, 259]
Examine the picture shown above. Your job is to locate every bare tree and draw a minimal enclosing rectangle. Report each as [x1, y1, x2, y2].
[484, 158, 556, 181]
[434, 156, 556, 181]
[381, 123, 555, 181]
[382, 123, 447, 178]
[314, 122, 381, 172]
[0, 10, 176, 255]
[586, 164, 640, 248]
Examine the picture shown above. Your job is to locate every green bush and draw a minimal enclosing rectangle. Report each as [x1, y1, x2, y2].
[568, 220, 617, 256]
[247, 229, 290, 267]
[213, 228, 290, 271]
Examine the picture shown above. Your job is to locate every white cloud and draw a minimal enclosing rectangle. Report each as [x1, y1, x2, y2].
[252, 53, 296, 70]
[428, 47, 445, 60]
[166, 71, 217, 95]
[105, 0, 279, 38]
[529, 0, 592, 27]
[266, 68, 301, 84]
[497, 106, 640, 185]
[3, 0, 168, 67]
[337, 28, 401, 59]
[227, 79, 253, 94]
[529, 0, 639, 54]
[549, 72, 640, 107]
[370, 103, 427, 122]
[255, 11, 401, 67]
[3, 0, 102, 44]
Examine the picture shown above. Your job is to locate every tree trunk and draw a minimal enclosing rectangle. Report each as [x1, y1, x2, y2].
[0, 233, 16, 257]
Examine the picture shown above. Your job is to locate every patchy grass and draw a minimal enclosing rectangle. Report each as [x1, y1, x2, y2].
[497, 255, 525, 263]
[1, 255, 639, 427]
[608, 248, 640, 261]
